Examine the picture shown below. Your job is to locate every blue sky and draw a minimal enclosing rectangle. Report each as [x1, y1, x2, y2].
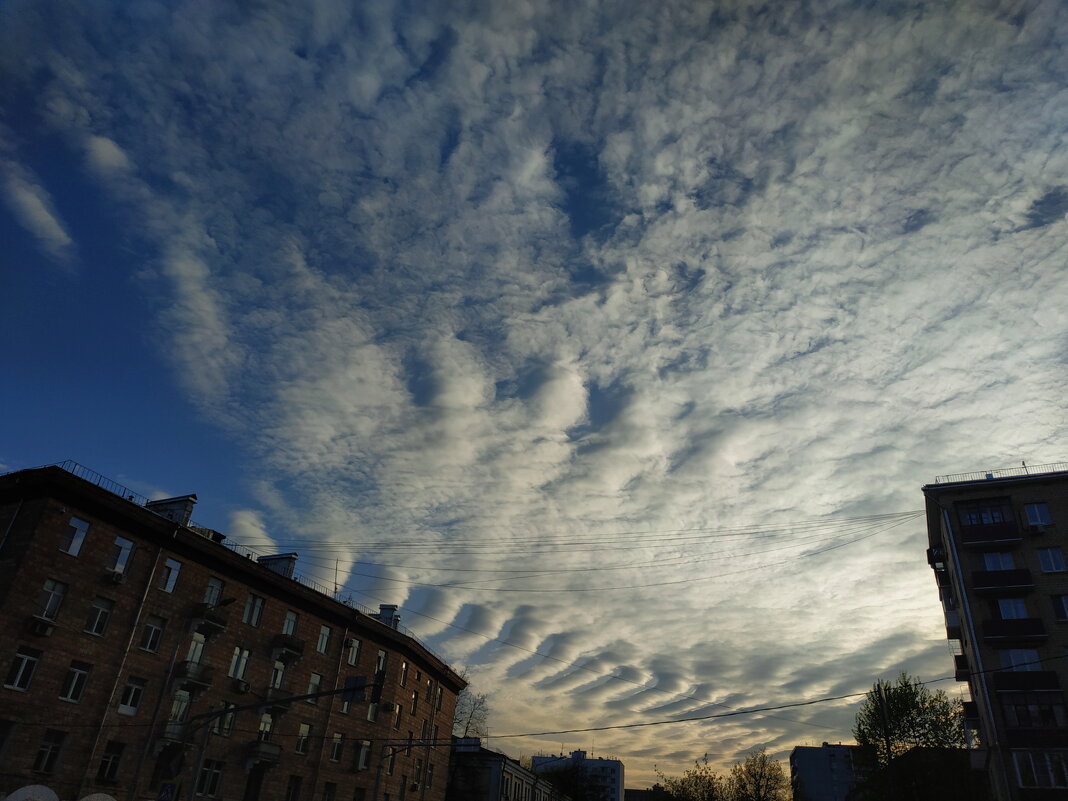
[3, 0, 1067, 785]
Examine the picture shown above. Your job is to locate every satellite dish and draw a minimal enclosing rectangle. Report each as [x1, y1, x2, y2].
[80, 795, 119, 801]
[6, 786, 60, 801]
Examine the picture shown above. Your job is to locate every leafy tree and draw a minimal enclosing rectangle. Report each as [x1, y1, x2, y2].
[656, 757, 727, 801]
[852, 673, 965, 766]
[726, 748, 789, 801]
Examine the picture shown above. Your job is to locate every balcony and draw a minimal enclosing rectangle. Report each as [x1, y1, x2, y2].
[158, 721, 189, 744]
[174, 660, 214, 690]
[190, 603, 229, 636]
[945, 609, 962, 640]
[962, 701, 979, 724]
[981, 618, 1046, 640]
[247, 740, 281, 764]
[265, 686, 292, 713]
[992, 671, 1061, 692]
[958, 522, 1020, 545]
[954, 654, 970, 682]
[971, 569, 1034, 594]
[271, 633, 305, 663]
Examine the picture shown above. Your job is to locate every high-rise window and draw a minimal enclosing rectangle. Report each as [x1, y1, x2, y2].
[228, 648, 250, 679]
[998, 598, 1028, 619]
[983, 552, 1014, 571]
[283, 610, 299, 635]
[296, 723, 311, 755]
[97, 741, 126, 782]
[1039, 548, 1066, 573]
[60, 517, 89, 556]
[118, 678, 146, 715]
[140, 615, 166, 652]
[107, 536, 135, 574]
[203, 577, 225, 606]
[243, 594, 265, 627]
[1000, 649, 1041, 672]
[33, 729, 66, 773]
[158, 558, 182, 593]
[4, 647, 41, 690]
[38, 579, 67, 620]
[196, 759, 225, 797]
[1014, 750, 1068, 789]
[59, 660, 91, 702]
[85, 597, 114, 636]
[1025, 503, 1053, 526]
[1054, 596, 1068, 621]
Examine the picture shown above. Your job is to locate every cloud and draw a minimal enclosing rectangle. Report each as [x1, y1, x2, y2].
[1, 153, 75, 263]
[5, 0, 1068, 785]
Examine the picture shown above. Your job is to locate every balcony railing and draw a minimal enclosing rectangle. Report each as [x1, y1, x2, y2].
[190, 603, 229, 636]
[971, 569, 1034, 593]
[174, 660, 214, 689]
[247, 740, 282, 763]
[954, 654, 970, 681]
[271, 633, 305, 663]
[935, 462, 1068, 484]
[992, 671, 1061, 692]
[981, 618, 1046, 640]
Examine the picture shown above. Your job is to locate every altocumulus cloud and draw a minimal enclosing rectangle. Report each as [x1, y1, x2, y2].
[3, 0, 1068, 783]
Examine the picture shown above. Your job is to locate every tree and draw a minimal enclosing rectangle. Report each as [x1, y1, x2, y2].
[452, 686, 489, 738]
[726, 749, 789, 801]
[656, 757, 727, 801]
[852, 673, 965, 766]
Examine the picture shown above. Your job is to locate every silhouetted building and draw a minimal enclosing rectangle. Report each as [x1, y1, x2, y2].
[532, 750, 624, 801]
[0, 463, 465, 801]
[447, 738, 568, 801]
[790, 743, 866, 801]
[924, 463, 1068, 801]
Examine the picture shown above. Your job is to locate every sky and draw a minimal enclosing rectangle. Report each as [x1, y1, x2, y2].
[2, 0, 1067, 787]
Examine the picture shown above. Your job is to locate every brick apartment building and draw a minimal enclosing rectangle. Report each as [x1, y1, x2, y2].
[924, 463, 1068, 800]
[0, 463, 465, 801]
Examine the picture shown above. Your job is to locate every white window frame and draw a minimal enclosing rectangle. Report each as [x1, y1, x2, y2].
[59, 661, 91, 702]
[159, 559, 182, 593]
[5, 647, 41, 690]
[140, 616, 166, 652]
[347, 637, 361, 666]
[983, 551, 1014, 571]
[33, 729, 66, 773]
[118, 678, 146, 715]
[282, 610, 299, 635]
[243, 594, 265, 627]
[98, 740, 125, 782]
[203, 577, 225, 606]
[307, 672, 323, 701]
[186, 633, 206, 665]
[108, 536, 135, 574]
[38, 578, 67, 621]
[1014, 749, 1068, 788]
[196, 758, 224, 797]
[1001, 649, 1041, 672]
[1026, 503, 1053, 526]
[330, 732, 344, 762]
[295, 723, 311, 755]
[356, 740, 372, 771]
[999, 598, 1028, 619]
[1039, 548, 1066, 573]
[270, 660, 286, 689]
[85, 597, 114, 636]
[316, 625, 331, 653]
[61, 517, 89, 556]
[228, 648, 250, 679]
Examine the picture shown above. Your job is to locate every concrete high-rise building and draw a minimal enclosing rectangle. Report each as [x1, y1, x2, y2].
[531, 750, 623, 801]
[789, 743, 866, 801]
[924, 463, 1068, 800]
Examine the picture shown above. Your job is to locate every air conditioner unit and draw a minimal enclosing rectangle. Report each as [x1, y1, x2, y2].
[234, 679, 251, 693]
[26, 617, 54, 636]
[107, 571, 127, 584]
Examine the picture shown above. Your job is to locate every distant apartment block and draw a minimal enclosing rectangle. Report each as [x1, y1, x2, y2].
[446, 738, 570, 801]
[924, 463, 1068, 800]
[532, 750, 623, 801]
[0, 463, 465, 801]
[789, 743, 865, 801]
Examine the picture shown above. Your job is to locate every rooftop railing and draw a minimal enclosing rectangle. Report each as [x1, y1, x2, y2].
[934, 462, 1068, 484]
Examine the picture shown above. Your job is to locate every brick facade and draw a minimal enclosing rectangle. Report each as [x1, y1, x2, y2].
[0, 465, 464, 801]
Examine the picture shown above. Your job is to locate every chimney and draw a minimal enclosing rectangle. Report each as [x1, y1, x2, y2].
[373, 604, 401, 629]
[145, 494, 198, 526]
[258, 553, 299, 578]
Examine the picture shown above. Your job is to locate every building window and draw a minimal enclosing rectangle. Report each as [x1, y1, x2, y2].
[140, 615, 166, 652]
[410, 690, 418, 713]
[356, 741, 372, 771]
[386, 750, 396, 776]
[426, 763, 434, 788]
[1002, 693, 1068, 728]
[1039, 548, 1066, 573]
[392, 703, 401, 730]
[983, 552, 1014, 571]
[118, 677, 146, 715]
[271, 660, 286, 689]
[376, 650, 388, 673]
[107, 536, 135, 574]
[169, 690, 191, 723]
[212, 702, 237, 736]
[1014, 750, 1068, 788]
[37, 578, 67, 621]
[59, 660, 91, 702]
[33, 729, 66, 773]
[203, 577, 225, 606]
[414, 758, 424, 789]
[258, 712, 273, 742]
[85, 597, 114, 636]
[1026, 503, 1053, 526]
[1054, 596, 1068, 621]
[330, 732, 344, 762]
[97, 740, 126, 782]
[196, 758, 224, 797]
[353, 791, 367, 801]
[159, 558, 182, 592]
[317, 625, 331, 653]
[60, 517, 89, 556]
[228, 648, 250, 679]
[347, 637, 361, 666]
[999, 598, 1028, 619]
[367, 703, 378, 723]
[400, 661, 408, 687]
[284, 775, 303, 801]
[959, 498, 1013, 526]
[4, 647, 41, 690]
[187, 633, 206, 665]
[243, 594, 265, 627]
[307, 672, 323, 700]
[283, 610, 299, 635]
[435, 686, 442, 710]
[1001, 649, 1041, 672]
[296, 723, 311, 755]
[322, 782, 337, 801]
